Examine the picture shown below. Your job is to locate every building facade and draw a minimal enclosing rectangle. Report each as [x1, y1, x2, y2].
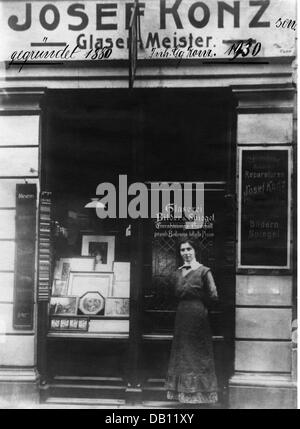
[0, 0, 297, 408]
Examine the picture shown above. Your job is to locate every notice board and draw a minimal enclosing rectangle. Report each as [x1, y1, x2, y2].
[238, 148, 291, 269]
[13, 184, 37, 329]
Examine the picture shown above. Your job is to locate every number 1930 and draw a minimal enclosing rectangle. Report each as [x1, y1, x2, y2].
[225, 38, 261, 60]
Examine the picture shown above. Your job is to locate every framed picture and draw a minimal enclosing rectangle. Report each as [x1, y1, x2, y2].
[105, 297, 130, 317]
[54, 257, 95, 280]
[50, 317, 89, 332]
[60, 318, 70, 329]
[113, 262, 130, 281]
[50, 318, 61, 330]
[68, 271, 113, 298]
[51, 279, 68, 296]
[81, 235, 115, 270]
[53, 258, 72, 281]
[78, 292, 105, 316]
[94, 263, 113, 272]
[50, 296, 78, 316]
[112, 281, 130, 298]
[69, 257, 95, 271]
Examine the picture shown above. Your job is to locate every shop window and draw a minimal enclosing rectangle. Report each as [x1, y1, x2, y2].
[47, 197, 132, 336]
[40, 89, 235, 341]
[42, 90, 136, 339]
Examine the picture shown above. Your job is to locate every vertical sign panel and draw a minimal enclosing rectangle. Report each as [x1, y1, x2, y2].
[38, 192, 52, 302]
[13, 184, 37, 329]
[239, 148, 291, 269]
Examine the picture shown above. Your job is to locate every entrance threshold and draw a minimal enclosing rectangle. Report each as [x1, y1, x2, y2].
[43, 397, 224, 409]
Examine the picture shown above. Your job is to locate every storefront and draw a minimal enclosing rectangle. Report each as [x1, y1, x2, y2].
[0, 0, 297, 408]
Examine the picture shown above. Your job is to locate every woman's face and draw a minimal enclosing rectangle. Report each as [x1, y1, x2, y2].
[180, 242, 196, 263]
[94, 252, 103, 263]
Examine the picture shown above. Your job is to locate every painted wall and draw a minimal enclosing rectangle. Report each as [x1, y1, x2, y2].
[0, 108, 40, 406]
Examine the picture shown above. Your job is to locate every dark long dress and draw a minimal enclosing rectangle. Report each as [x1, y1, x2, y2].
[165, 265, 218, 404]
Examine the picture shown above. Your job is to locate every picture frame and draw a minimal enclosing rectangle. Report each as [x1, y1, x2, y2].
[69, 257, 95, 272]
[51, 279, 68, 296]
[53, 258, 72, 281]
[49, 296, 78, 316]
[49, 317, 89, 332]
[81, 235, 115, 270]
[53, 257, 95, 280]
[104, 297, 130, 318]
[78, 292, 105, 316]
[113, 262, 130, 281]
[112, 281, 130, 298]
[60, 318, 70, 329]
[93, 262, 113, 272]
[67, 271, 113, 298]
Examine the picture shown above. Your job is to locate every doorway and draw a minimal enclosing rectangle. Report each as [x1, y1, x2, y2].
[39, 88, 236, 406]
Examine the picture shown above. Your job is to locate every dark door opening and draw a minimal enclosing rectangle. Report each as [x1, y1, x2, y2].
[39, 88, 236, 406]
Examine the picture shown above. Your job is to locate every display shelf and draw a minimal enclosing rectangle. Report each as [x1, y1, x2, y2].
[47, 332, 129, 339]
[142, 334, 225, 341]
[48, 314, 129, 336]
[142, 334, 173, 341]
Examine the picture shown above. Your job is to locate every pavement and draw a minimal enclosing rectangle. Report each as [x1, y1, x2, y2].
[0, 397, 223, 409]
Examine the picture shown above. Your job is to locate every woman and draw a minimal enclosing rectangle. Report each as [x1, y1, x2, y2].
[165, 238, 219, 404]
[92, 249, 104, 271]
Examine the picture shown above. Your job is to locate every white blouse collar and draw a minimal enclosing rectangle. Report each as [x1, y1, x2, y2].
[179, 260, 202, 271]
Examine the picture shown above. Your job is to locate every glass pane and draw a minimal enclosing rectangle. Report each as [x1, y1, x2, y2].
[143, 188, 224, 334]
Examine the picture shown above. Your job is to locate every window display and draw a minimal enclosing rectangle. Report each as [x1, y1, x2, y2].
[49, 215, 131, 335]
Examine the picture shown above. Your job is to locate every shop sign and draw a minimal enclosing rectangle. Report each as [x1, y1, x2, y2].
[13, 184, 37, 330]
[238, 147, 291, 270]
[0, 0, 296, 65]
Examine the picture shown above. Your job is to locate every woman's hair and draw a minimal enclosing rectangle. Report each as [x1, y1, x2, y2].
[177, 238, 200, 261]
[93, 249, 102, 256]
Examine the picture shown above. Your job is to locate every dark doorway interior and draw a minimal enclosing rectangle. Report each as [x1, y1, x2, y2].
[43, 89, 231, 190]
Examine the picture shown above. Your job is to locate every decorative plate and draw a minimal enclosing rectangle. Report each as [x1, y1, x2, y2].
[78, 292, 105, 315]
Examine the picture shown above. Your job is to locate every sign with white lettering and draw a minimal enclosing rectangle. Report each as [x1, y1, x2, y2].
[13, 184, 37, 329]
[0, 0, 296, 63]
[238, 147, 291, 269]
